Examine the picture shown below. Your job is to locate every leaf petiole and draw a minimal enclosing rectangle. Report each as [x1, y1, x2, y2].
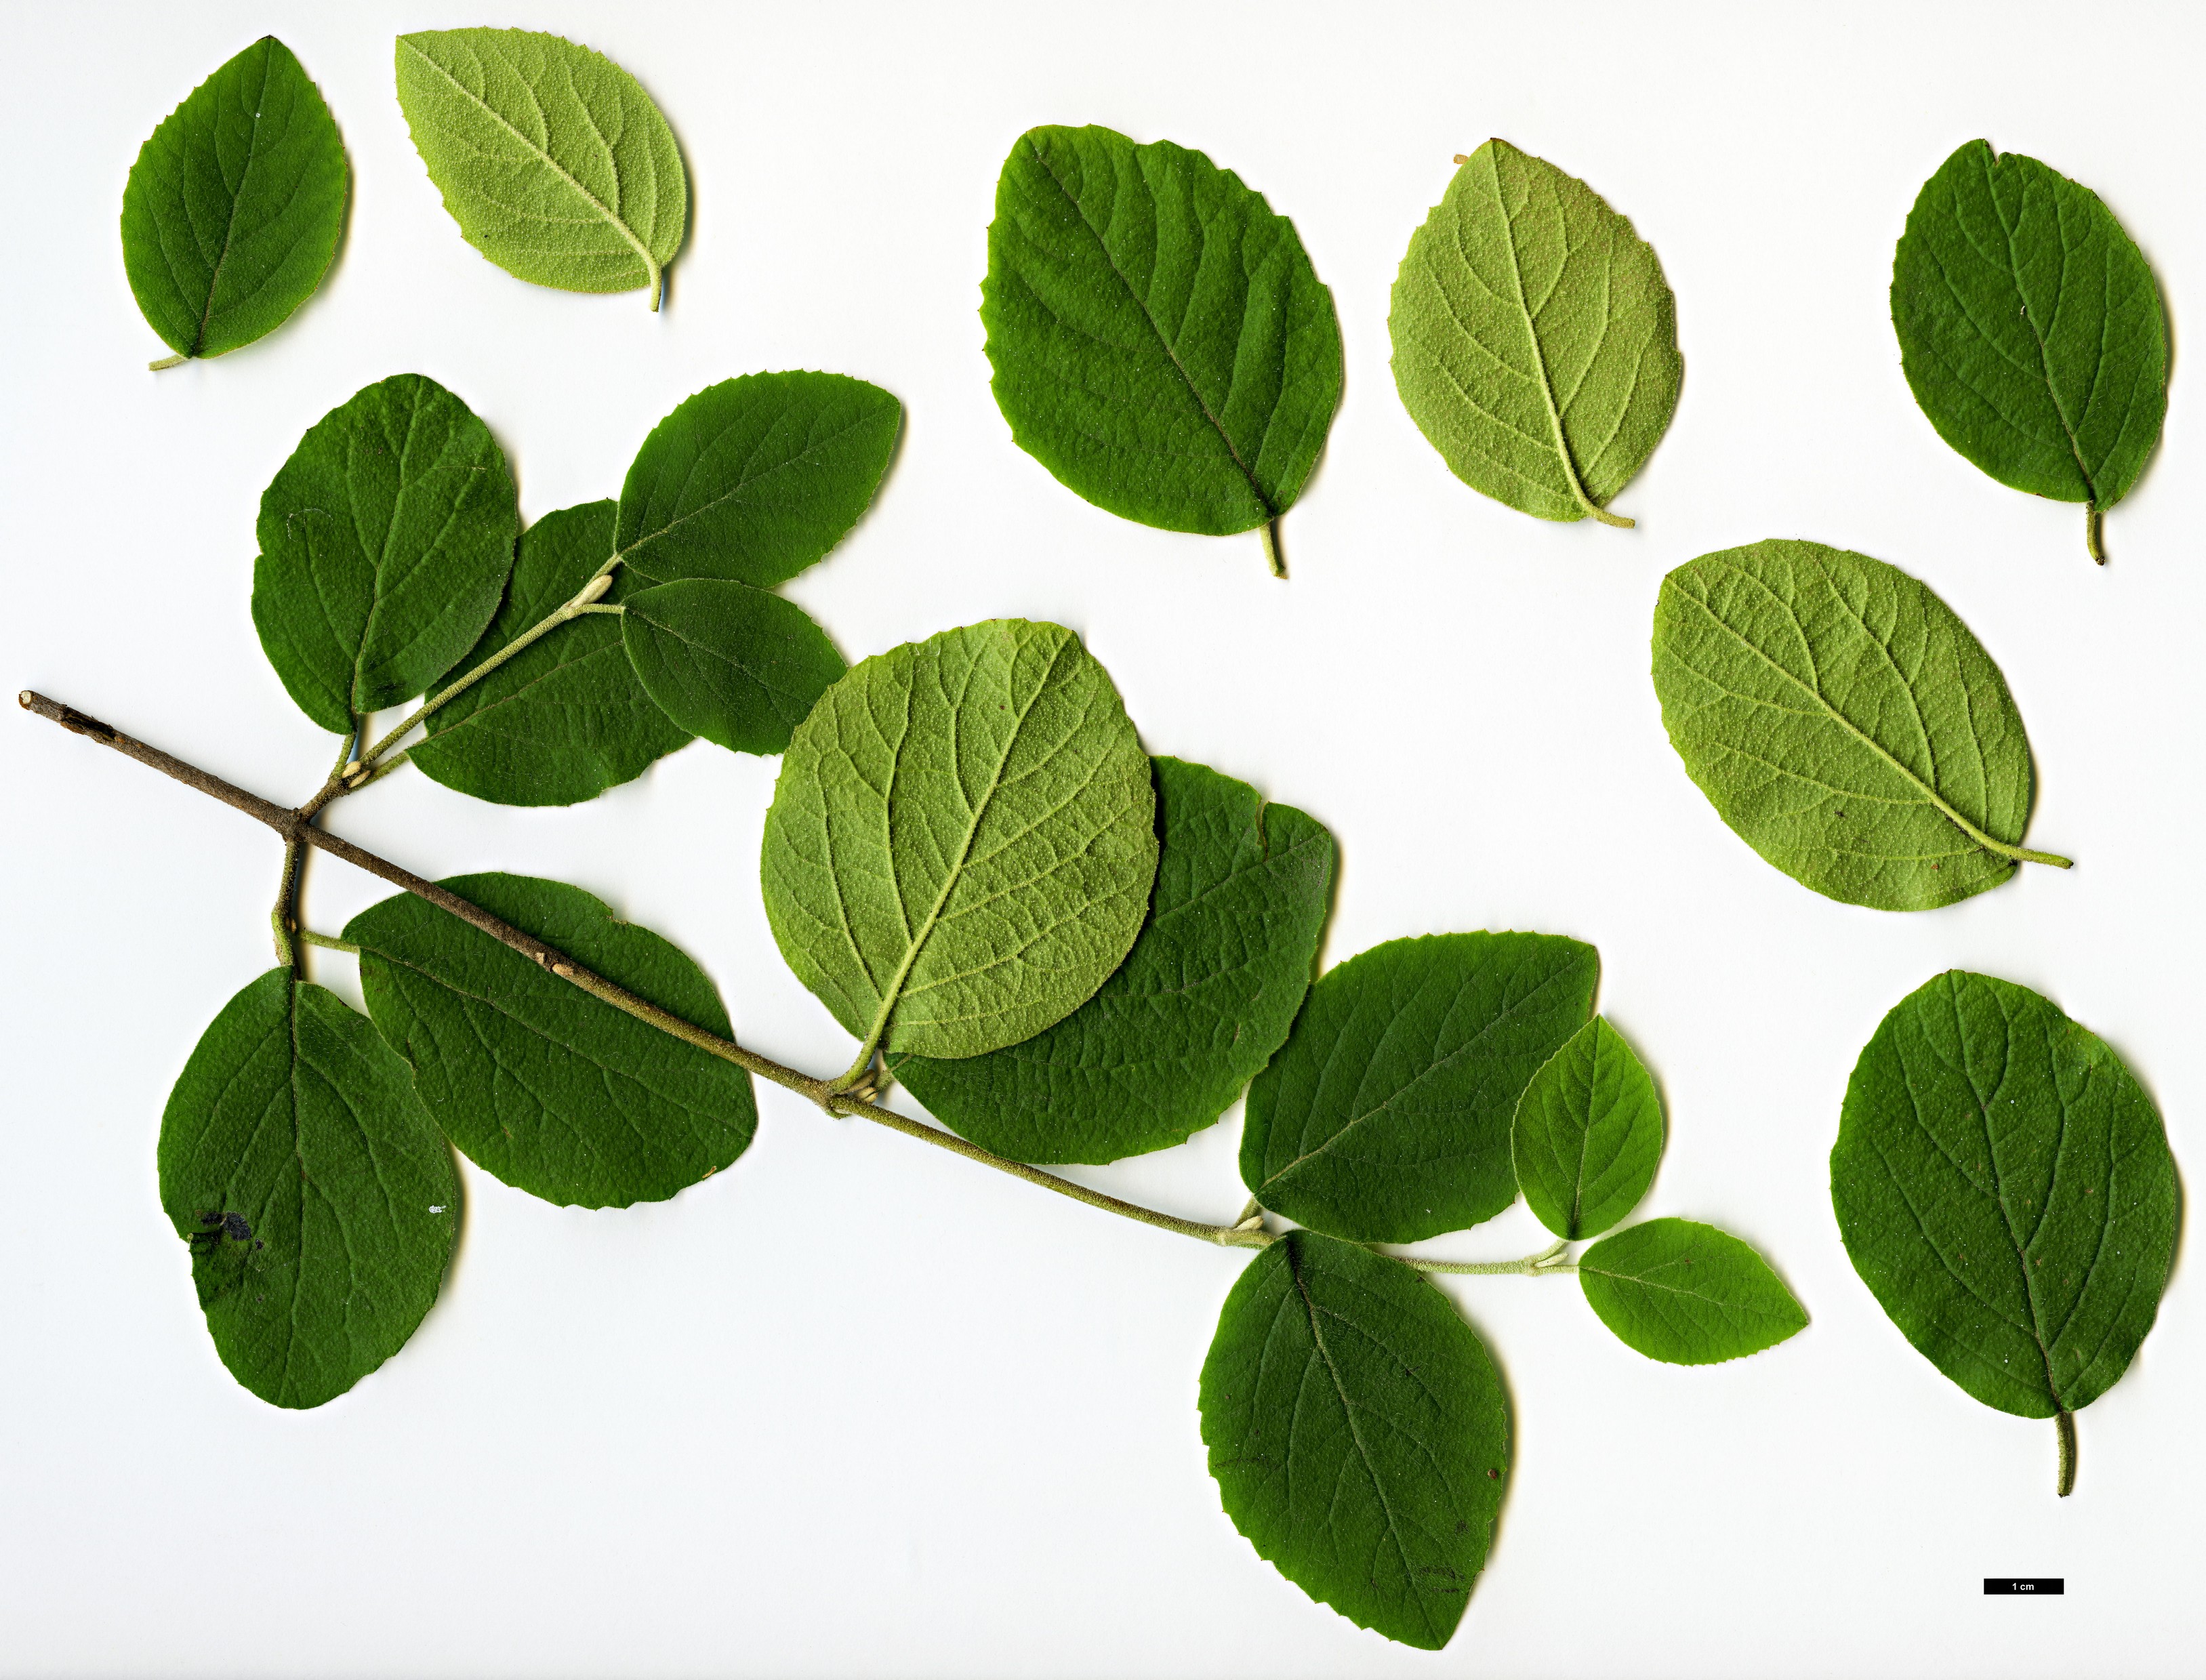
[298, 930, 360, 955]
[2057, 1409, 2077, 1498]
[2086, 505, 2106, 566]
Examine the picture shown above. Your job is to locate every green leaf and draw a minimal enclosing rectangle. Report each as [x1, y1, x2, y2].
[621, 579, 844, 756]
[1511, 1017, 1663, 1241]
[1652, 537, 2068, 911]
[346, 874, 756, 1209]
[251, 373, 518, 735]
[121, 37, 349, 364]
[1892, 140, 2168, 562]
[394, 28, 686, 306]
[1389, 140, 1681, 527]
[891, 757, 1335, 1164]
[980, 125, 1343, 562]
[1831, 970, 2176, 1423]
[157, 969, 458, 1409]
[1242, 932, 1598, 1243]
[614, 372, 901, 587]
[1200, 1231, 1507, 1650]
[413, 501, 691, 806]
[761, 619, 1156, 1065]
[1577, 1218, 1807, 1365]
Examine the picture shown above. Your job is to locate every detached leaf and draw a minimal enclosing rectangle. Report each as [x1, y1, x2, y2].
[762, 620, 1156, 1064]
[1892, 141, 2168, 562]
[893, 757, 1335, 1164]
[1389, 140, 1681, 525]
[347, 874, 756, 1209]
[122, 37, 349, 363]
[1578, 1218, 1806, 1365]
[1200, 1231, 1507, 1650]
[251, 373, 518, 735]
[395, 28, 686, 306]
[157, 969, 458, 1408]
[981, 125, 1343, 562]
[1242, 932, 1598, 1243]
[1652, 538, 2065, 911]
[621, 579, 844, 755]
[1512, 1017, 1663, 1241]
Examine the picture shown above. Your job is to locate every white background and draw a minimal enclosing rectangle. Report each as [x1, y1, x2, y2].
[2, 1, 2199, 1674]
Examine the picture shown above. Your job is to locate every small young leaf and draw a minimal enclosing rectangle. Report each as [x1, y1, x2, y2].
[1200, 1231, 1507, 1651]
[891, 757, 1336, 1164]
[1242, 932, 1598, 1243]
[1652, 538, 2063, 911]
[615, 373, 902, 587]
[1892, 141, 2168, 562]
[251, 373, 518, 735]
[1512, 1017, 1663, 1241]
[621, 579, 844, 756]
[157, 969, 458, 1409]
[395, 28, 687, 306]
[121, 37, 349, 364]
[1832, 971, 2176, 1422]
[762, 620, 1156, 1065]
[1389, 140, 1681, 527]
[981, 125, 1343, 558]
[346, 874, 756, 1209]
[1578, 1218, 1806, 1365]
[413, 501, 692, 806]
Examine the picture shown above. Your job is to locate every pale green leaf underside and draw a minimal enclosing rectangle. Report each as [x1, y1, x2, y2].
[1578, 1218, 1807, 1365]
[1512, 1016, 1663, 1241]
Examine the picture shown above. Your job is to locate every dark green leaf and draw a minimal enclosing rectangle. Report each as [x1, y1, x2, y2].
[1242, 932, 1597, 1243]
[413, 501, 691, 806]
[251, 373, 518, 735]
[121, 37, 348, 364]
[1832, 970, 2176, 1420]
[1577, 1218, 1806, 1365]
[621, 579, 844, 756]
[1200, 1231, 1507, 1650]
[615, 373, 901, 587]
[346, 874, 756, 1209]
[157, 969, 458, 1409]
[1512, 1016, 1663, 1241]
[981, 125, 1343, 551]
[891, 757, 1335, 1164]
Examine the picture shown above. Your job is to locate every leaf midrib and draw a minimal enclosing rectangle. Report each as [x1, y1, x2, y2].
[1976, 146, 2100, 505]
[188, 41, 278, 356]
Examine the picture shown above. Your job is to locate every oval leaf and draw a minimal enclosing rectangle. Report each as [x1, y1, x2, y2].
[615, 372, 902, 587]
[157, 969, 458, 1408]
[346, 874, 756, 1209]
[413, 501, 692, 806]
[251, 373, 518, 735]
[1578, 1218, 1806, 1365]
[1200, 1231, 1508, 1651]
[1389, 140, 1681, 526]
[892, 757, 1336, 1164]
[1832, 970, 2176, 1420]
[395, 28, 686, 305]
[1512, 1016, 1663, 1241]
[122, 36, 349, 364]
[621, 579, 844, 756]
[981, 125, 1343, 554]
[761, 619, 1157, 1063]
[1892, 140, 2168, 561]
[1242, 931, 1598, 1243]
[1652, 537, 2066, 911]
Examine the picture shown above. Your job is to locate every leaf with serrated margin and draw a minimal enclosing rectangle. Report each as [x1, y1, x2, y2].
[891, 756, 1335, 1164]
[1513, 1016, 1662, 1241]
[621, 579, 844, 756]
[1652, 537, 2067, 911]
[1200, 1231, 1507, 1650]
[1578, 1218, 1805, 1365]
[1389, 140, 1681, 526]
[761, 619, 1156, 1065]
[251, 373, 518, 735]
[1242, 932, 1597, 1243]
[346, 874, 755, 1209]
[122, 37, 349, 363]
[157, 969, 458, 1408]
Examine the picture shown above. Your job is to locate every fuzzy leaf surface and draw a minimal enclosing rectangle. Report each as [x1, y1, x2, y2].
[1578, 1218, 1806, 1364]
[157, 969, 457, 1408]
[1242, 932, 1598, 1243]
[1831, 970, 2176, 1418]
[1200, 1231, 1507, 1650]
[1512, 1016, 1663, 1240]
[621, 579, 844, 756]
